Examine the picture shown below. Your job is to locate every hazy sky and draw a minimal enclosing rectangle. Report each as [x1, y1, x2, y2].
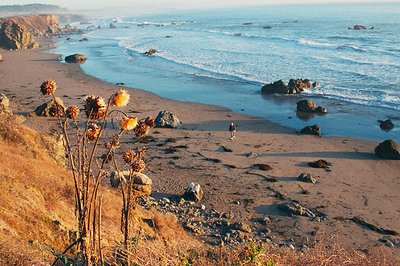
[1, 0, 398, 11]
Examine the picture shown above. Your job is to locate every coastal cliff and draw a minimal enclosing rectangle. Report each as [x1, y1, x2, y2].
[0, 14, 60, 50]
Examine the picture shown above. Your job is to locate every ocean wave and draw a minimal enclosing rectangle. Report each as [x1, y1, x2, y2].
[299, 38, 337, 47]
[310, 85, 400, 111]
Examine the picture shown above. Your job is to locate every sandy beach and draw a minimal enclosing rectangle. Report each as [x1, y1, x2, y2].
[1, 37, 399, 255]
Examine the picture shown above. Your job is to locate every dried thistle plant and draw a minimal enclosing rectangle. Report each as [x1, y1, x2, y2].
[40, 80, 57, 96]
[66, 105, 80, 120]
[84, 95, 107, 120]
[40, 82, 154, 266]
[119, 116, 138, 131]
[111, 89, 130, 107]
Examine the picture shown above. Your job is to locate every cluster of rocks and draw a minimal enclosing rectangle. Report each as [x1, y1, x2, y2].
[138, 195, 261, 245]
[261, 79, 318, 95]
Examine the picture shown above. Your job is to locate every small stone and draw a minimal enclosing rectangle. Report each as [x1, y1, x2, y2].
[223, 211, 235, 220]
[247, 152, 258, 158]
[297, 173, 317, 184]
[183, 182, 203, 202]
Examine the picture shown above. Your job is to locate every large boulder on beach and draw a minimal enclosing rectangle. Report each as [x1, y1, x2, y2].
[0, 20, 39, 50]
[33, 97, 65, 117]
[261, 80, 290, 94]
[133, 172, 152, 197]
[183, 182, 203, 202]
[65, 53, 87, 63]
[0, 94, 12, 115]
[375, 140, 400, 160]
[379, 119, 395, 131]
[155, 110, 180, 128]
[300, 124, 321, 136]
[109, 171, 152, 196]
[297, 99, 328, 114]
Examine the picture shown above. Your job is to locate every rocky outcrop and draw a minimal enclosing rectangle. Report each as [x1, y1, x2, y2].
[375, 140, 400, 160]
[33, 97, 65, 117]
[261, 79, 313, 95]
[65, 53, 86, 63]
[379, 119, 395, 131]
[3, 15, 60, 36]
[155, 110, 180, 128]
[300, 124, 321, 136]
[0, 15, 60, 50]
[41, 133, 66, 166]
[183, 183, 203, 202]
[297, 99, 327, 113]
[0, 94, 12, 115]
[0, 20, 38, 49]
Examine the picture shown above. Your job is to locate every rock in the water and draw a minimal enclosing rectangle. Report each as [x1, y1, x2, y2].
[278, 202, 316, 218]
[79, 37, 88, 42]
[375, 140, 400, 160]
[65, 53, 86, 63]
[288, 79, 311, 93]
[353, 24, 367, 30]
[379, 119, 395, 131]
[155, 110, 180, 128]
[261, 80, 290, 94]
[33, 97, 65, 117]
[110, 23, 117, 29]
[41, 133, 66, 166]
[0, 94, 12, 115]
[133, 172, 152, 197]
[261, 79, 313, 95]
[312, 81, 319, 88]
[297, 99, 327, 113]
[297, 173, 317, 184]
[300, 124, 321, 136]
[0, 20, 39, 50]
[144, 48, 159, 56]
[183, 182, 203, 202]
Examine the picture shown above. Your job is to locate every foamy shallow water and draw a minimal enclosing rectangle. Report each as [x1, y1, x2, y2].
[52, 4, 400, 141]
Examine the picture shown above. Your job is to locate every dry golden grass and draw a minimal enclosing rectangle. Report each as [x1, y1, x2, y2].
[0, 116, 399, 265]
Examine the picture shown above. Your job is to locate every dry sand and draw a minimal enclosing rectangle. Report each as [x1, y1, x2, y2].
[1, 38, 399, 254]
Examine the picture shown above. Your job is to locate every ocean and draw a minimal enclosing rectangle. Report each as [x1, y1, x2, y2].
[53, 4, 400, 141]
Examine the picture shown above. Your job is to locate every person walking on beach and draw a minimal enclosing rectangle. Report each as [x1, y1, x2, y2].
[229, 122, 236, 140]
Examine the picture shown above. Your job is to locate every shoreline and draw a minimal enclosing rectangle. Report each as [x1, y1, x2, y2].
[1, 37, 400, 254]
[52, 31, 400, 142]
